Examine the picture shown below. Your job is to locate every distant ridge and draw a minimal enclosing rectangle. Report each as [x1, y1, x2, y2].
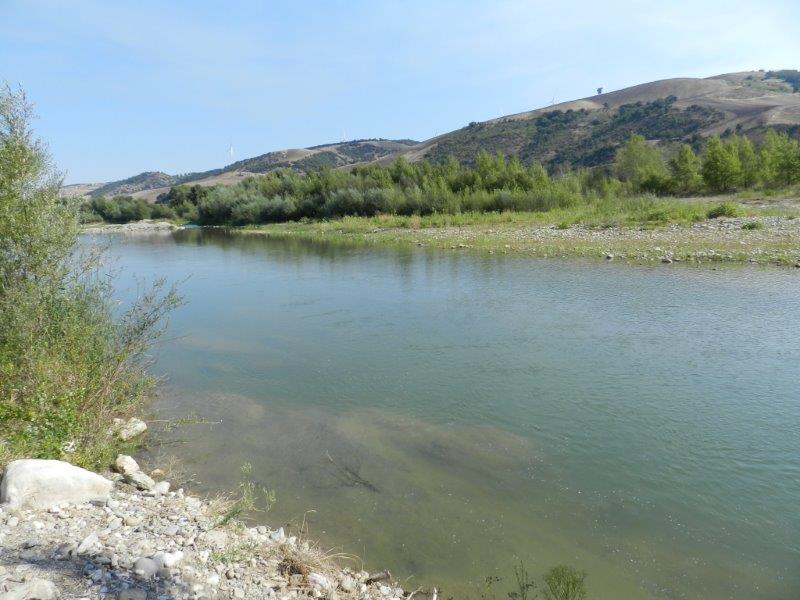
[63, 70, 800, 200]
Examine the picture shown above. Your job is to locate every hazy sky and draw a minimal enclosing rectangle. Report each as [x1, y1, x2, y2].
[2, 0, 799, 183]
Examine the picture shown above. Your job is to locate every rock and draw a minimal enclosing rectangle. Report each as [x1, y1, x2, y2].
[54, 542, 76, 560]
[123, 514, 143, 527]
[114, 455, 140, 476]
[119, 589, 148, 600]
[124, 471, 155, 491]
[149, 468, 166, 479]
[113, 417, 148, 441]
[0, 459, 113, 509]
[7, 516, 19, 527]
[308, 573, 332, 590]
[132, 557, 159, 579]
[339, 575, 357, 592]
[152, 550, 184, 568]
[76, 532, 100, 555]
[233, 588, 246, 599]
[0, 578, 59, 599]
[152, 481, 170, 496]
[203, 529, 228, 549]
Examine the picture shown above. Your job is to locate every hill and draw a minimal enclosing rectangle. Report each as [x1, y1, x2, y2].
[393, 70, 800, 170]
[64, 71, 800, 200]
[69, 139, 418, 201]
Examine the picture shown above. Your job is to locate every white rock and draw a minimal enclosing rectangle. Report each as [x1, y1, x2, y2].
[113, 417, 148, 441]
[0, 459, 113, 509]
[1, 578, 59, 600]
[152, 550, 184, 568]
[308, 573, 332, 590]
[115, 454, 140, 476]
[207, 573, 220, 587]
[124, 471, 155, 491]
[77, 532, 99, 555]
[152, 481, 170, 495]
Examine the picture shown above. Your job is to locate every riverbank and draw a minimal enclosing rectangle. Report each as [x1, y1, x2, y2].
[0, 456, 409, 600]
[241, 212, 800, 266]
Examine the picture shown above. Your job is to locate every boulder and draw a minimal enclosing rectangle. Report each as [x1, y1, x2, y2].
[124, 471, 155, 491]
[114, 454, 140, 476]
[112, 417, 148, 441]
[0, 459, 113, 510]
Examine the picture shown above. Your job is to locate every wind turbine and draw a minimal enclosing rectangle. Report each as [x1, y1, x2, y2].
[228, 140, 234, 160]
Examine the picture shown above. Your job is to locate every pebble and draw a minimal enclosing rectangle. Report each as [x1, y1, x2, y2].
[0, 463, 408, 600]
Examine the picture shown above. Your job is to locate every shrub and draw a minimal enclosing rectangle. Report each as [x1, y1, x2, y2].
[543, 565, 587, 600]
[0, 85, 180, 468]
[706, 202, 742, 219]
[741, 220, 764, 230]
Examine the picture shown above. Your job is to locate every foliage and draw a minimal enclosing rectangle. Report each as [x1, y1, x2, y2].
[706, 202, 742, 219]
[542, 566, 587, 600]
[766, 70, 800, 92]
[669, 144, 702, 194]
[216, 462, 275, 527]
[614, 134, 669, 191]
[0, 84, 180, 469]
[82, 195, 176, 223]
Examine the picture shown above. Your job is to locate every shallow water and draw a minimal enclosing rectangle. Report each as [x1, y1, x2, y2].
[100, 229, 800, 599]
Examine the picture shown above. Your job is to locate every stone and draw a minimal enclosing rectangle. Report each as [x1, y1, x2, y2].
[339, 575, 357, 592]
[152, 550, 184, 568]
[0, 578, 59, 600]
[233, 588, 246, 599]
[114, 417, 148, 441]
[119, 589, 148, 600]
[152, 481, 170, 496]
[203, 529, 228, 549]
[123, 514, 143, 527]
[308, 573, 332, 590]
[54, 542, 77, 560]
[124, 471, 155, 491]
[115, 455, 140, 476]
[0, 459, 113, 509]
[77, 532, 99, 555]
[133, 557, 159, 579]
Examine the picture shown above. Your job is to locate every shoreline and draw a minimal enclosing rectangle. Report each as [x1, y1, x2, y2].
[240, 215, 800, 267]
[0, 456, 411, 600]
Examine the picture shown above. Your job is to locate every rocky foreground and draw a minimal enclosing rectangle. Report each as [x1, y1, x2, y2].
[0, 457, 410, 600]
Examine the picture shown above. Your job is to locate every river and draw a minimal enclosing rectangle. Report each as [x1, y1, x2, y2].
[96, 228, 800, 599]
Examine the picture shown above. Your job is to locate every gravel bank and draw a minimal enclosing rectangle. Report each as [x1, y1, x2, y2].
[0, 459, 410, 600]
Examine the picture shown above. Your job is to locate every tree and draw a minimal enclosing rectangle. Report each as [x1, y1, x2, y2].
[0, 85, 179, 467]
[669, 144, 702, 194]
[614, 134, 668, 190]
[733, 136, 760, 188]
[701, 136, 742, 192]
[596, 87, 603, 95]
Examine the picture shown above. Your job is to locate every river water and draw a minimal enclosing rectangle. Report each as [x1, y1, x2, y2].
[98, 228, 800, 599]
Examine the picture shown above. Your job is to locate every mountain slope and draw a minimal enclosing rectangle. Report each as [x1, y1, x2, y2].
[71, 138, 418, 200]
[392, 70, 800, 169]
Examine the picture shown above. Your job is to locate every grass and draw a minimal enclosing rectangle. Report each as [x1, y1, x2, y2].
[239, 195, 800, 266]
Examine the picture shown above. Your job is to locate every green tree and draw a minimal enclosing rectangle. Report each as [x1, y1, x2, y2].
[669, 144, 702, 194]
[0, 85, 179, 467]
[733, 136, 760, 188]
[614, 134, 668, 191]
[701, 136, 742, 192]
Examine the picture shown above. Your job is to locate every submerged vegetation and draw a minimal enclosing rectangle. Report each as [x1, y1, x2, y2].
[0, 85, 179, 468]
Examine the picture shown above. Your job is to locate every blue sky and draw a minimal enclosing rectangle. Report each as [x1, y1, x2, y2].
[2, 0, 799, 184]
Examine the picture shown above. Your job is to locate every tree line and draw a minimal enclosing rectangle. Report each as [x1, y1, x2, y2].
[82, 129, 800, 226]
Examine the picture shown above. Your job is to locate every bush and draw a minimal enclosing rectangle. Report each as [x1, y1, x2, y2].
[0, 85, 180, 469]
[543, 565, 587, 600]
[741, 220, 764, 230]
[706, 202, 742, 218]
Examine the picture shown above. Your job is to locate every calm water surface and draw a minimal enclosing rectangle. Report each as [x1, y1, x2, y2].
[99, 229, 800, 599]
